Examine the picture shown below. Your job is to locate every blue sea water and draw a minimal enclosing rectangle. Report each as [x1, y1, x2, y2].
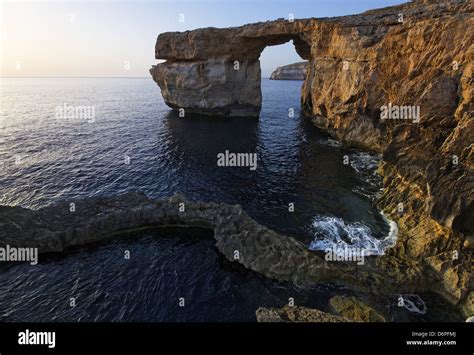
[0, 78, 453, 322]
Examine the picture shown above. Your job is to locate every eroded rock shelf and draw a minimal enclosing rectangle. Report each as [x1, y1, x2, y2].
[0, 191, 470, 317]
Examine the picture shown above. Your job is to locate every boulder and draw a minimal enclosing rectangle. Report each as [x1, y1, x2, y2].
[256, 305, 348, 322]
[329, 296, 386, 322]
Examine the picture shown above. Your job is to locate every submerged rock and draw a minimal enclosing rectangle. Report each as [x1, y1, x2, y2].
[329, 296, 386, 322]
[270, 62, 308, 80]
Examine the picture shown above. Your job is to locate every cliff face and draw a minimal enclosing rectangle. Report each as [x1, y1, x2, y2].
[300, 0, 473, 309]
[270, 61, 308, 80]
[151, 0, 473, 315]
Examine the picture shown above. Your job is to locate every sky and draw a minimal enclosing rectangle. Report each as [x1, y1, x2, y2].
[0, 0, 408, 78]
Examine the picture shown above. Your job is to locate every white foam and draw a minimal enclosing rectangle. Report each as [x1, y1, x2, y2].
[349, 152, 382, 201]
[318, 137, 342, 148]
[309, 213, 398, 256]
[382, 212, 398, 250]
[349, 151, 380, 175]
[398, 294, 427, 314]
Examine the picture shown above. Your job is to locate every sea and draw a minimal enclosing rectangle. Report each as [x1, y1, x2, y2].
[0, 78, 460, 321]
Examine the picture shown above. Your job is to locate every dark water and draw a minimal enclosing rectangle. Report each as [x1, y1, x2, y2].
[0, 78, 389, 246]
[0, 228, 349, 322]
[0, 78, 456, 321]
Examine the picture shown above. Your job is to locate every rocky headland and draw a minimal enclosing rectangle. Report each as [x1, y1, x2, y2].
[0, 0, 471, 324]
[270, 61, 308, 80]
[150, 0, 473, 318]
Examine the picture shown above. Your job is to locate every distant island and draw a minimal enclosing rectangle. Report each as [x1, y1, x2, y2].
[270, 61, 308, 80]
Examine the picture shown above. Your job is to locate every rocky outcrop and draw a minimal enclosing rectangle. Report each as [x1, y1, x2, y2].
[270, 61, 308, 80]
[0, 192, 362, 289]
[460, 291, 474, 318]
[329, 296, 386, 322]
[150, 0, 473, 315]
[256, 297, 387, 323]
[303, 0, 473, 313]
[256, 305, 348, 322]
[151, 60, 262, 117]
[0, 192, 451, 298]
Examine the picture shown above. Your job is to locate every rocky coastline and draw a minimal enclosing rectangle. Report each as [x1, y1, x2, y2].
[1, 0, 471, 323]
[149, 0, 473, 318]
[0, 190, 471, 319]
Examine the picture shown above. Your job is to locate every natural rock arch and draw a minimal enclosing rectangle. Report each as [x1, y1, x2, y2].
[150, 21, 312, 117]
[149, 0, 473, 317]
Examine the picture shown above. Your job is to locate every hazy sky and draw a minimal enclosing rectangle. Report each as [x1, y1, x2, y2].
[0, 0, 407, 77]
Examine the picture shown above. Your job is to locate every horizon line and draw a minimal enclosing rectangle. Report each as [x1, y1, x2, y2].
[0, 76, 152, 79]
[1, 76, 274, 79]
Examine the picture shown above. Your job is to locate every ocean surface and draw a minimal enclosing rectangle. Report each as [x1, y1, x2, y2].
[0, 78, 459, 321]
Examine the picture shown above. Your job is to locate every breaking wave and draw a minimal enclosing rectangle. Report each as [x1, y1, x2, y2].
[398, 294, 427, 314]
[309, 213, 398, 256]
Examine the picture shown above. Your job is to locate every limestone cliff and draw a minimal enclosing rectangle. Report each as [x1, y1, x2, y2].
[298, 0, 474, 310]
[150, 0, 473, 316]
[270, 61, 308, 80]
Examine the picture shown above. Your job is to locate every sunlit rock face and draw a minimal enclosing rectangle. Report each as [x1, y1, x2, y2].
[150, 59, 262, 117]
[298, 1, 473, 313]
[151, 0, 474, 314]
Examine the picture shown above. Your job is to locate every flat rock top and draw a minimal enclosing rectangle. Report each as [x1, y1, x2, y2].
[155, 0, 472, 60]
